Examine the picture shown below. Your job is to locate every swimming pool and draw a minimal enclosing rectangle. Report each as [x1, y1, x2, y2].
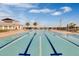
[0, 30, 79, 56]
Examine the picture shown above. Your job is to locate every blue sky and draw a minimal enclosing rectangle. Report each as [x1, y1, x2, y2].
[0, 3, 79, 27]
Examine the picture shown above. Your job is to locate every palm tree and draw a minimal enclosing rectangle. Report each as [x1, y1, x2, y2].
[26, 22, 30, 27]
[25, 22, 30, 29]
[67, 22, 76, 32]
[33, 22, 38, 26]
[68, 22, 76, 28]
[33, 22, 38, 29]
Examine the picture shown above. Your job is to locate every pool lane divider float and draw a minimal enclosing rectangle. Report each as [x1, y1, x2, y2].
[45, 34, 62, 56]
[0, 32, 29, 49]
[57, 35, 79, 47]
[19, 33, 37, 56]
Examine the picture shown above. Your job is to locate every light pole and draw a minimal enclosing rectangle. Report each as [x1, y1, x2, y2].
[59, 17, 62, 27]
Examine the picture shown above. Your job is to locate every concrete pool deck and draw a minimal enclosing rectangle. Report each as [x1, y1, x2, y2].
[0, 29, 79, 38]
[0, 30, 28, 38]
[50, 30, 79, 35]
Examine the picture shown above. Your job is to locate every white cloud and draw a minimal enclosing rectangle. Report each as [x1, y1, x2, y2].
[40, 9, 55, 13]
[29, 9, 40, 13]
[0, 12, 13, 20]
[29, 8, 55, 13]
[0, 12, 10, 17]
[61, 6, 72, 13]
[1, 3, 37, 8]
[0, 3, 15, 15]
[29, 6, 72, 16]
[51, 6, 72, 16]
[51, 11, 62, 16]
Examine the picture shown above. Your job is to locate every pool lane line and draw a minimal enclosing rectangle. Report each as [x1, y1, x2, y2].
[45, 34, 62, 56]
[19, 33, 37, 56]
[57, 35, 79, 47]
[39, 34, 42, 56]
[0, 34, 25, 49]
[0, 32, 29, 51]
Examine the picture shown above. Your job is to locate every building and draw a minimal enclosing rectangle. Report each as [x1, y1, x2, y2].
[0, 18, 23, 30]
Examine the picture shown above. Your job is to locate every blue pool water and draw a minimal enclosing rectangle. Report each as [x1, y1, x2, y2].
[0, 30, 79, 56]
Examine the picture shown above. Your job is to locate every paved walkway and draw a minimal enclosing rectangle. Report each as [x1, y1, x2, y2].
[0, 30, 28, 38]
[50, 30, 79, 35]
